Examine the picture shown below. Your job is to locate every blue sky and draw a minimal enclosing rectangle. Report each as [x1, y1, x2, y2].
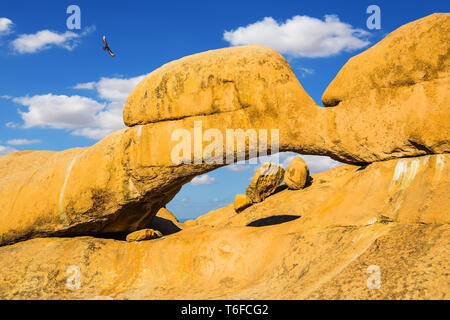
[0, 0, 448, 220]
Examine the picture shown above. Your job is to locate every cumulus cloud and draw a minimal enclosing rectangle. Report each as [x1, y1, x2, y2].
[11, 26, 95, 54]
[72, 82, 96, 90]
[14, 94, 105, 129]
[0, 145, 17, 157]
[297, 67, 315, 78]
[224, 15, 370, 58]
[0, 18, 13, 35]
[74, 75, 145, 102]
[280, 152, 342, 174]
[13, 93, 123, 140]
[191, 174, 215, 186]
[229, 152, 341, 174]
[7, 139, 41, 146]
[219, 152, 343, 174]
[12, 75, 146, 140]
[12, 30, 79, 53]
[303, 155, 342, 174]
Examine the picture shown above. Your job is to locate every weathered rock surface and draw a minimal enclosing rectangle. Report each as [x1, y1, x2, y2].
[320, 13, 450, 162]
[1, 14, 448, 246]
[196, 163, 356, 227]
[183, 219, 197, 227]
[0, 224, 447, 300]
[234, 194, 253, 213]
[246, 163, 285, 203]
[123, 45, 317, 128]
[154, 207, 179, 223]
[196, 155, 450, 228]
[0, 155, 448, 300]
[0, 14, 448, 300]
[284, 157, 309, 190]
[126, 229, 163, 242]
[149, 207, 183, 235]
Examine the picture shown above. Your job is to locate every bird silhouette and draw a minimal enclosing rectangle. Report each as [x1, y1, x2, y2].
[102, 35, 115, 57]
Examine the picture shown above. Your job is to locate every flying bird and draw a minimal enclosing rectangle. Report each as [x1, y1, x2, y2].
[102, 35, 115, 57]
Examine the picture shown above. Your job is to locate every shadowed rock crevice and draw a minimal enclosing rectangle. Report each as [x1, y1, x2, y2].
[149, 216, 182, 235]
[247, 215, 301, 227]
[322, 98, 341, 107]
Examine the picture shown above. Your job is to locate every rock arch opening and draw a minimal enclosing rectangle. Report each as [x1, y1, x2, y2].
[166, 152, 342, 222]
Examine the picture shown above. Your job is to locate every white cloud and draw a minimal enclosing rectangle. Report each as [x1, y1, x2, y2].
[0, 18, 13, 35]
[226, 163, 252, 172]
[12, 30, 79, 53]
[13, 93, 120, 140]
[219, 152, 343, 174]
[74, 75, 145, 101]
[70, 128, 118, 140]
[280, 152, 342, 174]
[191, 174, 215, 186]
[73, 82, 96, 90]
[237, 152, 341, 174]
[11, 26, 95, 54]
[224, 15, 370, 58]
[12, 75, 145, 140]
[0, 145, 17, 157]
[5, 122, 18, 128]
[7, 139, 41, 146]
[303, 155, 342, 174]
[297, 67, 315, 78]
[14, 94, 105, 129]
